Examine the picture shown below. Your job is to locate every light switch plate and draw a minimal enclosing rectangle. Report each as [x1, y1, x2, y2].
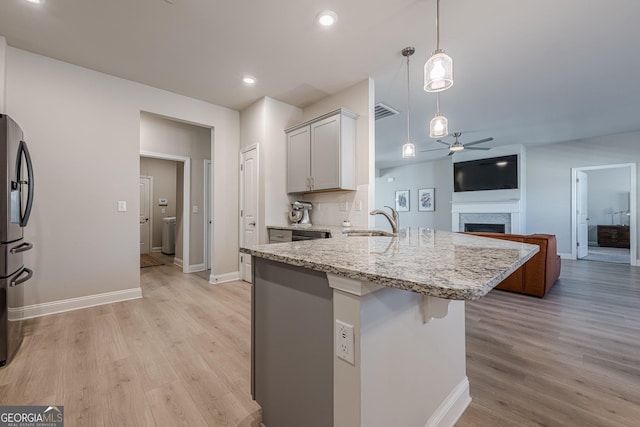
[117, 201, 127, 212]
[192, 205, 199, 214]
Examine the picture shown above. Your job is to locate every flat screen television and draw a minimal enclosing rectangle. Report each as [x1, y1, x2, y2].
[454, 154, 518, 192]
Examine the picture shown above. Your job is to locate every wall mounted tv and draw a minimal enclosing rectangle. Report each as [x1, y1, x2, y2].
[454, 154, 518, 192]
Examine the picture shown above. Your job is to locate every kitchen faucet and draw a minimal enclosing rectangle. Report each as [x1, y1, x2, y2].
[369, 205, 399, 234]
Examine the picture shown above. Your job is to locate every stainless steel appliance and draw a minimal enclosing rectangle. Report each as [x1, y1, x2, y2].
[1, 115, 34, 367]
[291, 201, 313, 225]
[267, 227, 330, 243]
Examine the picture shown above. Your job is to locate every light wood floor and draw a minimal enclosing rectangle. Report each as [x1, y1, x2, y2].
[1, 259, 638, 426]
[457, 259, 640, 427]
[0, 261, 261, 426]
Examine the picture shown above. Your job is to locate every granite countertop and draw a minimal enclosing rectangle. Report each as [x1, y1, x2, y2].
[243, 228, 539, 300]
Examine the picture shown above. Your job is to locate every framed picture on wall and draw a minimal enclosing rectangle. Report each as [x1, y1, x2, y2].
[395, 190, 410, 212]
[418, 188, 435, 212]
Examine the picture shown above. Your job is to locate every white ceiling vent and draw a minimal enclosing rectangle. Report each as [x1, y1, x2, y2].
[375, 103, 399, 121]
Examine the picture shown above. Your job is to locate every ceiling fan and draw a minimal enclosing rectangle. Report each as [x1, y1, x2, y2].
[420, 132, 494, 156]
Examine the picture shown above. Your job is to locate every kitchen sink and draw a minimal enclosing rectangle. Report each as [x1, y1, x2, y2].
[342, 230, 395, 237]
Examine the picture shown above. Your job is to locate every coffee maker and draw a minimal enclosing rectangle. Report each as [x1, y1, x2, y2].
[289, 201, 313, 225]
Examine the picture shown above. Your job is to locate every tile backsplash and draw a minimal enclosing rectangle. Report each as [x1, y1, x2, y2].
[290, 184, 371, 228]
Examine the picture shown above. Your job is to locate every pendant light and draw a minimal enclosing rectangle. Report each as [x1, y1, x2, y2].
[402, 47, 416, 158]
[429, 93, 449, 138]
[424, 0, 453, 92]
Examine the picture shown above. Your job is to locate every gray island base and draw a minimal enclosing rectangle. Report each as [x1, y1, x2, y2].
[244, 229, 539, 427]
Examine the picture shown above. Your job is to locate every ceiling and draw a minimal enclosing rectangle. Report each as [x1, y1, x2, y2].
[1, 0, 640, 170]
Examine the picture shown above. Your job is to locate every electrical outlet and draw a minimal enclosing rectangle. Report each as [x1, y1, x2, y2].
[355, 200, 362, 211]
[339, 201, 348, 212]
[335, 320, 355, 364]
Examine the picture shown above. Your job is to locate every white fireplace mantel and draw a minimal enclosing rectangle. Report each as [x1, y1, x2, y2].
[451, 199, 525, 234]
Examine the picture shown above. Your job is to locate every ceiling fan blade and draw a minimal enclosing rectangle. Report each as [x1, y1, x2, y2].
[465, 147, 491, 150]
[419, 147, 448, 152]
[464, 137, 494, 147]
[436, 139, 451, 146]
[448, 151, 455, 156]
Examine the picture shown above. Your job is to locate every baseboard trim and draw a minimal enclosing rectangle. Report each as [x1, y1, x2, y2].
[187, 263, 205, 273]
[558, 252, 573, 260]
[174, 257, 184, 268]
[211, 271, 240, 284]
[151, 247, 163, 253]
[9, 287, 143, 320]
[425, 377, 471, 427]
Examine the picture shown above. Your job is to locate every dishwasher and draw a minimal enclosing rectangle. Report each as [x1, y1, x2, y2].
[268, 228, 330, 243]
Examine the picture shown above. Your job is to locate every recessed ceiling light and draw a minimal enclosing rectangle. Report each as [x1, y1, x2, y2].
[24, 0, 44, 4]
[317, 10, 338, 27]
[243, 76, 256, 85]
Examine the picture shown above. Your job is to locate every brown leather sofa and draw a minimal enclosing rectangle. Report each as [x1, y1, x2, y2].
[464, 232, 561, 297]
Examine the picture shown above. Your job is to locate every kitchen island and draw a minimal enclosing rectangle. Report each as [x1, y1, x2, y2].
[242, 229, 538, 427]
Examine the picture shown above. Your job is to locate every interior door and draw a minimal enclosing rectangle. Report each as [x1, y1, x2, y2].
[139, 177, 151, 254]
[205, 160, 212, 271]
[577, 170, 589, 259]
[240, 147, 258, 282]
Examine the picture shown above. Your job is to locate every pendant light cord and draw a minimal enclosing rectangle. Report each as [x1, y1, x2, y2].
[436, 92, 440, 115]
[436, 0, 440, 51]
[406, 54, 411, 142]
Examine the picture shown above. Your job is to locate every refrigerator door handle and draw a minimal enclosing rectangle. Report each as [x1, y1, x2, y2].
[10, 268, 33, 287]
[10, 242, 33, 254]
[16, 140, 35, 227]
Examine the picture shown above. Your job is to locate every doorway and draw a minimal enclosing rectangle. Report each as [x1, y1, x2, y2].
[139, 176, 152, 254]
[240, 145, 259, 282]
[140, 152, 191, 273]
[571, 163, 637, 265]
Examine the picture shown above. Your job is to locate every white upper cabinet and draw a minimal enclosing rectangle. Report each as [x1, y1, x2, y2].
[286, 108, 358, 194]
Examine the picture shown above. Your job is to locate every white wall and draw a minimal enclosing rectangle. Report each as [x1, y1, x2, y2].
[586, 167, 631, 244]
[240, 96, 303, 244]
[375, 158, 453, 231]
[7, 47, 239, 306]
[240, 80, 376, 232]
[140, 113, 211, 266]
[527, 131, 640, 255]
[297, 79, 376, 228]
[139, 157, 178, 250]
[0, 36, 6, 113]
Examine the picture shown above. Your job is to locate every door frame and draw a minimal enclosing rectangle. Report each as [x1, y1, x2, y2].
[139, 175, 153, 254]
[571, 163, 637, 265]
[239, 144, 259, 282]
[204, 159, 213, 276]
[140, 151, 191, 273]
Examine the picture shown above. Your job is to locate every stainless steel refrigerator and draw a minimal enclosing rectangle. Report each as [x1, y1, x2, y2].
[0, 114, 34, 367]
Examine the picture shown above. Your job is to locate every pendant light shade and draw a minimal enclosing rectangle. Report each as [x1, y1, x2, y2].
[424, 0, 453, 93]
[429, 93, 449, 138]
[402, 141, 416, 158]
[401, 46, 416, 158]
[424, 50, 453, 92]
[429, 113, 448, 138]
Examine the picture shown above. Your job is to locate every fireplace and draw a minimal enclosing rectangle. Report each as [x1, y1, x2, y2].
[464, 223, 506, 233]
